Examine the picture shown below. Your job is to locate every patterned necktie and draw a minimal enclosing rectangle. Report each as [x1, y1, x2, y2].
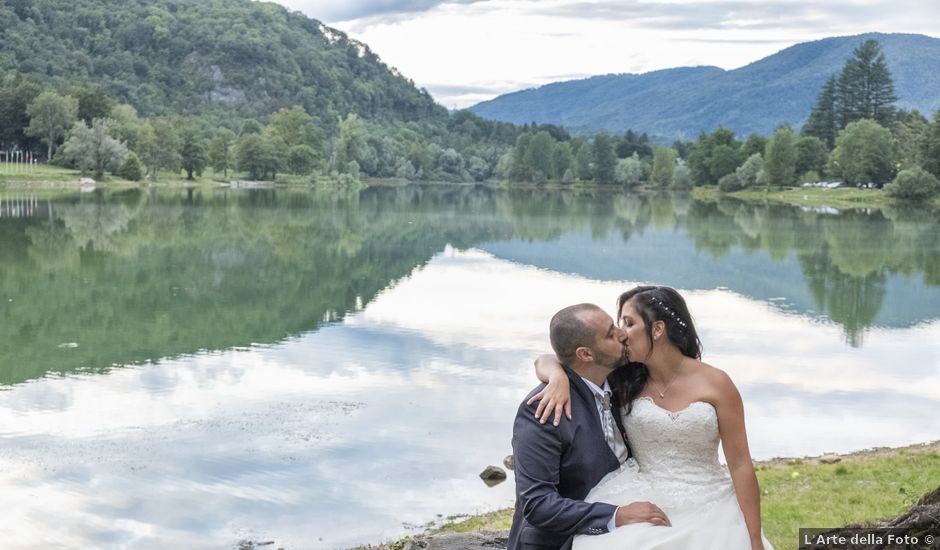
[602, 390, 629, 463]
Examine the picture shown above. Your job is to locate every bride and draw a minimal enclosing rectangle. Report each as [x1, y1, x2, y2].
[532, 285, 774, 550]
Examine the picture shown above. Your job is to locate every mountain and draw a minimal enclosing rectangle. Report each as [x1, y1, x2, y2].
[469, 33, 940, 138]
[0, 0, 446, 125]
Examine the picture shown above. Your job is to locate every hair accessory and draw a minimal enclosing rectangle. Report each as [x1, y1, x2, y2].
[649, 296, 688, 328]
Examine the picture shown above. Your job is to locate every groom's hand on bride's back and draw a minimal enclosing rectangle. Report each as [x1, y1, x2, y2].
[615, 502, 671, 527]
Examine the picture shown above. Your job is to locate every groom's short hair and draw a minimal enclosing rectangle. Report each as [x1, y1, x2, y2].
[550, 303, 602, 365]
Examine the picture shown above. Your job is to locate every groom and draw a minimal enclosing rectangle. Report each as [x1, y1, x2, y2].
[507, 303, 669, 550]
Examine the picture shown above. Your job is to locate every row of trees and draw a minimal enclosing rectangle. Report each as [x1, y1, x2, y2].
[2, 71, 536, 183]
[4, 36, 938, 199]
[498, 39, 940, 201]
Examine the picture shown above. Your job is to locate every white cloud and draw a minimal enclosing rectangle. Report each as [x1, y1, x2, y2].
[270, 0, 940, 107]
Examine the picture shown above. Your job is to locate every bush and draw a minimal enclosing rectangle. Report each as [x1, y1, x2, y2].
[885, 167, 940, 201]
[800, 171, 821, 184]
[117, 151, 144, 181]
[735, 153, 763, 187]
[615, 154, 644, 187]
[718, 172, 744, 192]
[671, 165, 692, 188]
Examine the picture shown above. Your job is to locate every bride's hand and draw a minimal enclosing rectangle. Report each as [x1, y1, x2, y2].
[527, 365, 571, 426]
[749, 536, 765, 550]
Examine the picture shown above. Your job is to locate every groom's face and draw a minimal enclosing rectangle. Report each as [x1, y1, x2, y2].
[582, 309, 628, 370]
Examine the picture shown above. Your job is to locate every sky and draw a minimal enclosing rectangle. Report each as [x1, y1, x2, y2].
[269, 1, 940, 109]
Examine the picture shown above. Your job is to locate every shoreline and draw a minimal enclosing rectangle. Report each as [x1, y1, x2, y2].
[357, 439, 940, 550]
[7, 173, 939, 211]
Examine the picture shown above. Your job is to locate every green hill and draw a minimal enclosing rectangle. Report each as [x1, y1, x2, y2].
[0, 0, 446, 125]
[469, 33, 940, 138]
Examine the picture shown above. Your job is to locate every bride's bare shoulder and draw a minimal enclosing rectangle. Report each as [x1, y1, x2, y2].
[691, 361, 740, 400]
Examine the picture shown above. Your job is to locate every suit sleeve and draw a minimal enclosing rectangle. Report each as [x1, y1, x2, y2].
[512, 400, 618, 536]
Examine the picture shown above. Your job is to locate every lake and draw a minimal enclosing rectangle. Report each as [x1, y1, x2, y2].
[1, 185, 939, 549]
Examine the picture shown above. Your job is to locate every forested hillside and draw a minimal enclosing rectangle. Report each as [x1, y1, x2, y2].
[470, 33, 940, 138]
[0, 0, 442, 123]
[0, 0, 550, 182]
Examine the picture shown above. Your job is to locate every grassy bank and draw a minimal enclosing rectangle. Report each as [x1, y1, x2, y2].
[421, 442, 940, 550]
[0, 164, 366, 190]
[692, 184, 940, 210]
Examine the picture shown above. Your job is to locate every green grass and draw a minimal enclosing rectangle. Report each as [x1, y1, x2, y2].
[433, 509, 514, 534]
[0, 163, 362, 190]
[758, 449, 940, 549]
[0, 163, 85, 183]
[416, 447, 940, 550]
[692, 184, 940, 210]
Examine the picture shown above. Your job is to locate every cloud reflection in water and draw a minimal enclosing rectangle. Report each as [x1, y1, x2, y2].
[0, 248, 937, 548]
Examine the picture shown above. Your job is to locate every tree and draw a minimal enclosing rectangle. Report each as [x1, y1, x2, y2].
[331, 113, 365, 174]
[0, 76, 42, 149]
[741, 134, 768, 158]
[178, 122, 208, 180]
[687, 128, 742, 185]
[240, 119, 264, 136]
[268, 105, 323, 150]
[614, 153, 644, 187]
[287, 145, 318, 175]
[893, 110, 930, 171]
[650, 147, 677, 187]
[707, 144, 742, 183]
[467, 155, 489, 181]
[885, 167, 940, 201]
[795, 136, 829, 179]
[138, 118, 181, 180]
[526, 131, 555, 182]
[921, 110, 940, 179]
[117, 151, 144, 181]
[803, 76, 839, 148]
[829, 119, 895, 186]
[572, 138, 591, 180]
[671, 165, 692, 188]
[763, 126, 798, 186]
[592, 133, 616, 184]
[109, 104, 145, 152]
[735, 153, 763, 188]
[69, 86, 115, 124]
[208, 129, 236, 178]
[836, 39, 897, 127]
[25, 92, 79, 161]
[59, 118, 127, 180]
[552, 141, 573, 181]
[236, 134, 279, 180]
[509, 133, 532, 182]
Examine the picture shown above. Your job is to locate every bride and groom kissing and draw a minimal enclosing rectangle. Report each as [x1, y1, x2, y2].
[508, 286, 774, 550]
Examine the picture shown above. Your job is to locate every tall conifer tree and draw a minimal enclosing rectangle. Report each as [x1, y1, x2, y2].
[836, 39, 897, 127]
[803, 76, 839, 148]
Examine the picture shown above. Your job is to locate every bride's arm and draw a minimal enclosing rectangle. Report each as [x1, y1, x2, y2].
[712, 369, 765, 550]
[526, 354, 572, 425]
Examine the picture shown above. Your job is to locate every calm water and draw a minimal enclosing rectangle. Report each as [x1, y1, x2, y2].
[1, 186, 939, 548]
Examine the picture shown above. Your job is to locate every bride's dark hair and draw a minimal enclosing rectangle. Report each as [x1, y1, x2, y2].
[609, 285, 702, 414]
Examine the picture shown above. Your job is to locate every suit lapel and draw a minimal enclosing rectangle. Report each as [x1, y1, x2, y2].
[563, 366, 620, 465]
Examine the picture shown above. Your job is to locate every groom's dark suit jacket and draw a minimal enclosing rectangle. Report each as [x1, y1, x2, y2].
[508, 366, 629, 550]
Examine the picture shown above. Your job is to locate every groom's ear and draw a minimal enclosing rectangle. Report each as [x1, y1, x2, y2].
[575, 346, 593, 362]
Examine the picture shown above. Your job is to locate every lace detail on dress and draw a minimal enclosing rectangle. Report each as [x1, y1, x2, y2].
[586, 397, 734, 510]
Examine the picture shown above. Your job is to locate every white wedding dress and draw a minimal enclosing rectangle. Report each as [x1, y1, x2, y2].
[574, 397, 774, 550]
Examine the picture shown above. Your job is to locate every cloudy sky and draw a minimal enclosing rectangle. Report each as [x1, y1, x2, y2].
[270, 0, 940, 108]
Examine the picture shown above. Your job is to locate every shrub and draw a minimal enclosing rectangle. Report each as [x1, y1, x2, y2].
[800, 171, 821, 184]
[735, 153, 763, 187]
[718, 172, 744, 192]
[885, 167, 940, 201]
[117, 151, 144, 181]
[671, 165, 692, 188]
